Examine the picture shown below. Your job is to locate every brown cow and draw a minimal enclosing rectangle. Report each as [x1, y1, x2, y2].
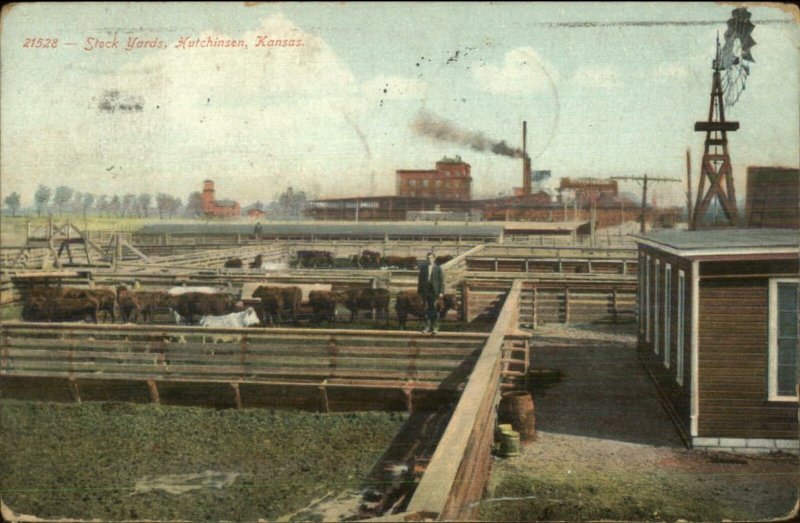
[62, 287, 116, 323]
[343, 288, 390, 323]
[435, 255, 454, 266]
[117, 287, 171, 323]
[224, 258, 243, 268]
[170, 292, 236, 325]
[23, 295, 99, 323]
[394, 291, 458, 330]
[252, 286, 282, 325]
[249, 254, 264, 269]
[381, 256, 417, 270]
[308, 290, 342, 323]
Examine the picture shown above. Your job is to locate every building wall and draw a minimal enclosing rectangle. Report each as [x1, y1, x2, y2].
[201, 180, 241, 218]
[745, 167, 800, 229]
[638, 246, 694, 438]
[697, 260, 798, 440]
[396, 160, 472, 201]
[638, 245, 799, 445]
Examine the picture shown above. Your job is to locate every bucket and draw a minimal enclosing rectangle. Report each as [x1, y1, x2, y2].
[497, 429, 520, 457]
[499, 391, 536, 442]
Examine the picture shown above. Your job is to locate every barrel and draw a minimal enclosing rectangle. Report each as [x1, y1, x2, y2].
[497, 429, 520, 457]
[499, 390, 536, 442]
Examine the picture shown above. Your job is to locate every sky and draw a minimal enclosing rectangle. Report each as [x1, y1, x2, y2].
[1, 2, 798, 208]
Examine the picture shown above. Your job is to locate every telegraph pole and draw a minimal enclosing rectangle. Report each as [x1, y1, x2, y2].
[611, 174, 681, 234]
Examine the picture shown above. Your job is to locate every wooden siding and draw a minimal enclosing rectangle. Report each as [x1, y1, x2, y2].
[698, 278, 798, 438]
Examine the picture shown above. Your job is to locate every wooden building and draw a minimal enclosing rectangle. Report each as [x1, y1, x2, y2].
[745, 166, 799, 229]
[635, 229, 799, 453]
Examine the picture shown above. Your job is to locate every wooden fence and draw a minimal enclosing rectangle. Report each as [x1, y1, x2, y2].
[401, 280, 526, 520]
[467, 245, 637, 276]
[0, 323, 490, 411]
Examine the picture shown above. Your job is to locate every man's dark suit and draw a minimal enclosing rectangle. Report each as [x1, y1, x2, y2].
[418, 261, 444, 331]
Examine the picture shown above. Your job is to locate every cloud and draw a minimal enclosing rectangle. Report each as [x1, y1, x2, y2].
[472, 47, 559, 95]
[361, 76, 429, 100]
[572, 66, 623, 89]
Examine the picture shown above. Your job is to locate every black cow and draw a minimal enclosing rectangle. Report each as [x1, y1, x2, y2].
[171, 292, 236, 325]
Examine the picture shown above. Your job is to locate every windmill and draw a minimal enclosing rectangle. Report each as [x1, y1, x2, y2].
[690, 7, 756, 229]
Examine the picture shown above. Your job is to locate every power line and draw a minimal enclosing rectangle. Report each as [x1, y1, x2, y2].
[611, 175, 681, 234]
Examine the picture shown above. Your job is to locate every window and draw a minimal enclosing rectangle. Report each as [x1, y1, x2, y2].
[409, 180, 416, 187]
[677, 270, 686, 386]
[645, 255, 651, 343]
[436, 180, 442, 187]
[769, 279, 799, 401]
[423, 180, 429, 187]
[664, 264, 671, 368]
[654, 259, 660, 354]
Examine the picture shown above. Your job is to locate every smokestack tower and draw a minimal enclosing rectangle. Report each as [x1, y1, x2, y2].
[522, 121, 531, 196]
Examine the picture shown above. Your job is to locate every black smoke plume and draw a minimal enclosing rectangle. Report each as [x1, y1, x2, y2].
[411, 110, 525, 159]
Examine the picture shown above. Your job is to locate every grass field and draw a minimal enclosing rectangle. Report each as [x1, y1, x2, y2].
[0, 400, 406, 521]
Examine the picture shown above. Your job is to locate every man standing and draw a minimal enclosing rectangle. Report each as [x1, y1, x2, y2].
[417, 251, 444, 334]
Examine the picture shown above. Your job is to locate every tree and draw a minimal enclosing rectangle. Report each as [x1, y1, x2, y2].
[34, 185, 51, 217]
[53, 186, 74, 215]
[277, 186, 308, 217]
[108, 195, 121, 217]
[136, 193, 152, 218]
[186, 191, 204, 217]
[121, 194, 136, 218]
[95, 195, 109, 217]
[155, 193, 172, 219]
[4, 192, 21, 217]
[81, 193, 95, 218]
[169, 197, 182, 218]
[70, 191, 84, 214]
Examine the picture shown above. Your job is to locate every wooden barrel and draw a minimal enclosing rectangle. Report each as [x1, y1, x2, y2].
[499, 390, 536, 442]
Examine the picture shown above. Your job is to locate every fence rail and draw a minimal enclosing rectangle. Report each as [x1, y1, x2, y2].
[0, 323, 489, 404]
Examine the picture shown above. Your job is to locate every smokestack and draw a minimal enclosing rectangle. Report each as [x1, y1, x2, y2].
[522, 121, 531, 196]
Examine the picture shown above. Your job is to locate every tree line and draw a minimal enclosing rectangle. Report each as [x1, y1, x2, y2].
[3, 185, 310, 219]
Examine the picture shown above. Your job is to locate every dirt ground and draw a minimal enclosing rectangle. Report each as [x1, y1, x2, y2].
[480, 323, 799, 522]
[0, 401, 406, 521]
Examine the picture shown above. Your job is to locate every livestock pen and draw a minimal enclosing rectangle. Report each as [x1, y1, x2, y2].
[0, 282, 530, 521]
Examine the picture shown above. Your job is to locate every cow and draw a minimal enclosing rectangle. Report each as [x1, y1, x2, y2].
[224, 258, 243, 268]
[394, 291, 458, 330]
[295, 250, 334, 268]
[381, 256, 417, 270]
[252, 286, 283, 325]
[249, 254, 264, 269]
[343, 288, 390, 323]
[23, 296, 99, 323]
[351, 250, 381, 269]
[62, 287, 116, 323]
[117, 287, 171, 324]
[199, 307, 260, 328]
[170, 292, 236, 325]
[308, 290, 342, 323]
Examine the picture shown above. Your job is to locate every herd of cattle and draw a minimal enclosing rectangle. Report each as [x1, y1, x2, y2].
[21, 284, 458, 330]
[221, 251, 454, 271]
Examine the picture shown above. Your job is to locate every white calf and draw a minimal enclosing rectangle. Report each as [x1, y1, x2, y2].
[199, 307, 260, 328]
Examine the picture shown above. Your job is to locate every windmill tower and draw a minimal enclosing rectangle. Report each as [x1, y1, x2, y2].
[691, 8, 756, 229]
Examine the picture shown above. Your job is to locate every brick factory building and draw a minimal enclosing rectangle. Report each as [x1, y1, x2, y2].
[396, 156, 472, 201]
[745, 166, 799, 229]
[201, 180, 241, 218]
[559, 177, 619, 199]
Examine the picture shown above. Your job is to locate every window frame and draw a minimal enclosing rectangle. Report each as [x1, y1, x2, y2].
[676, 270, 686, 386]
[768, 278, 799, 402]
[664, 263, 672, 368]
[654, 259, 660, 354]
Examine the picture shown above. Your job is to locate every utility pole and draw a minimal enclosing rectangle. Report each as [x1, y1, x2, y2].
[611, 174, 681, 234]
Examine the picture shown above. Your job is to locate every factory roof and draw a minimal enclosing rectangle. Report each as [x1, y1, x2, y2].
[137, 221, 503, 238]
[633, 228, 799, 258]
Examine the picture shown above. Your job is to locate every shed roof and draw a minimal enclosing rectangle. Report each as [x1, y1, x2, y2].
[633, 228, 799, 258]
[137, 221, 503, 238]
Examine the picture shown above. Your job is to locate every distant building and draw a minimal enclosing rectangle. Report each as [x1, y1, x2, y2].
[745, 166, 799, 229]
[559, 177, 619, 200]
[396, 156, 472, 201]
[247, 208, 266, 219]
[201, 180, 240, 218]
